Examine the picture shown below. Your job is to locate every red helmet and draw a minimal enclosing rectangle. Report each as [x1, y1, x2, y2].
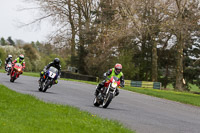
[114, 63, 122, 75]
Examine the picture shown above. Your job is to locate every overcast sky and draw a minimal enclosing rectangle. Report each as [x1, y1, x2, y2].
[0, 0, 53, 43]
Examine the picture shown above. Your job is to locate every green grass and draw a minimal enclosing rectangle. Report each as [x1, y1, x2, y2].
[167, 83, 200, 92]
[124, 86, 200, 107]
[0, 84, 133, 133]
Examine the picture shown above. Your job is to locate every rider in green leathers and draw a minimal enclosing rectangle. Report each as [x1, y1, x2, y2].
[95, 63, 125, 96]
[12, 54, 25, 71]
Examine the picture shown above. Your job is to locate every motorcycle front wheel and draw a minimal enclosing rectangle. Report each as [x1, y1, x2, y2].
[102, 92, 113, 108]
[10, 73, 16, 82]
[43, 80, 51, 92]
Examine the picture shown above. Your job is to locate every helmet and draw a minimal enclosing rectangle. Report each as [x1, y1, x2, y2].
[53, 58, 60, 65]
[8, 55, 12, 59]
[19, 54, 24, 62]
[114, 63, 122, 75]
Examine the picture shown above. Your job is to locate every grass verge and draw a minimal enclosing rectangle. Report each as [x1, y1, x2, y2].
[0, 84, 133, 133]
[123, 86, 200, 107]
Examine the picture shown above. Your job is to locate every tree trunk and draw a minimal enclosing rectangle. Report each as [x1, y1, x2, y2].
[68, 0, 76, 65]
[77, 2, 87, 74]
[152, 38, 158, 82]
[175, 33, 185, 91]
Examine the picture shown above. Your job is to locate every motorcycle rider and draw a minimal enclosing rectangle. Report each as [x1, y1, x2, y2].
[12, 54, 25, 71]
[39, 58, 61, 85]
[95, 63, 125, 96]
[5, 55, 12, 71]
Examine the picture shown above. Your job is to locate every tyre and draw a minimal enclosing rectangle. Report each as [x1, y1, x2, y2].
[102, 93, 113, 108]
[43, 80, 51, 92]
[10, 73, 16, 82]
[10, 78, 14, 82]
[38, 80, 43, 91]
[93, 97, 100, 107]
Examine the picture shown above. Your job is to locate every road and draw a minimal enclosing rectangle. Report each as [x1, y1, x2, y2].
[1, 73, 200, 133]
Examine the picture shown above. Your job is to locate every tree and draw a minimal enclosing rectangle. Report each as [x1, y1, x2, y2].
[0, 47, 6, 66]
[7, 36, 15, 46]
[0, 37, 7, 46]
[166, 0, 200, 91]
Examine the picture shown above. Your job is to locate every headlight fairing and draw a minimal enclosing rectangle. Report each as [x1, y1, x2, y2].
[111, 82, 117, 88]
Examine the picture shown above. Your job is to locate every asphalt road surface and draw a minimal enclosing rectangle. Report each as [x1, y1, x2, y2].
[1, 73, 200, 133]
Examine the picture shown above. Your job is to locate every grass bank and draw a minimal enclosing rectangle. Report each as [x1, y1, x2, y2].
[0, 84, 133, 133]
[124, 87, 200, 107]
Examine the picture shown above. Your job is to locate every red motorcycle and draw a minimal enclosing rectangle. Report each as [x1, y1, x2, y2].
[10, 63, 23, 82]
[93, 76, 121, 108]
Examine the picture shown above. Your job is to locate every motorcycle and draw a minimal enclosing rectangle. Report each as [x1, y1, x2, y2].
[10, 63, 23, 82]
[6, 62, 12, 75]
[93, 76, 121, 108]
[38, 66, 58, 92]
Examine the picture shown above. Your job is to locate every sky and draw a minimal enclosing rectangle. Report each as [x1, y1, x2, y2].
[0, 0, 53, 43]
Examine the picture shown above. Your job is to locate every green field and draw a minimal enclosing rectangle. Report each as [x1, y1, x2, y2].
[0, 84, 133, 133]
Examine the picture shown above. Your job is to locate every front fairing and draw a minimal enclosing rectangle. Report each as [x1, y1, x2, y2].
[45, 67, 58, 80]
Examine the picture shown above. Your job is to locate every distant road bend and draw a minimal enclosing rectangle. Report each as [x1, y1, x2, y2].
[1, 73, 200, 133]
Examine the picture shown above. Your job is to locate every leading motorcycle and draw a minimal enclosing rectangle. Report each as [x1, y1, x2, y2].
[93, 76, 121, 108]
[10, 63, 23, 82]
[38, 66, 59, 92]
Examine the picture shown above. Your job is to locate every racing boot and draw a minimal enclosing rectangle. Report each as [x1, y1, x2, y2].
[53, 80, 58, 85]
[115, 88, 119, 96]
[94, 84, 102, 96]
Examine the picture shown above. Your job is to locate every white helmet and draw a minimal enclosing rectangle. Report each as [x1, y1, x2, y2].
[8, 55, 12, 58]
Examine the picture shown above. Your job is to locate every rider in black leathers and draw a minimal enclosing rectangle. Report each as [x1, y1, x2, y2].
[39, 58, 61, 84]
[5, 55, 12, 71]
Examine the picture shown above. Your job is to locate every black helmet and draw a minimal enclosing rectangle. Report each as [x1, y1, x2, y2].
[53, 58, 60, 65]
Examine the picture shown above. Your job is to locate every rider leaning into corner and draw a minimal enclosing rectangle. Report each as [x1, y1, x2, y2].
[12, 54, 26, 72]
[5, 55, 12, 71]
[95, 63, 125, 96]
[39, 58, 61, 84]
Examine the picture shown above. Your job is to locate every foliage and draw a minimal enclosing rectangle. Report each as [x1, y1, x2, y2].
[0, 37, 7, 46]
[115, 49, 139, 80]
[1, 45, 25, 59]
[3, 0, 199, 91]
[7, 36, 15, 46]
[0, 47, 6, 66]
